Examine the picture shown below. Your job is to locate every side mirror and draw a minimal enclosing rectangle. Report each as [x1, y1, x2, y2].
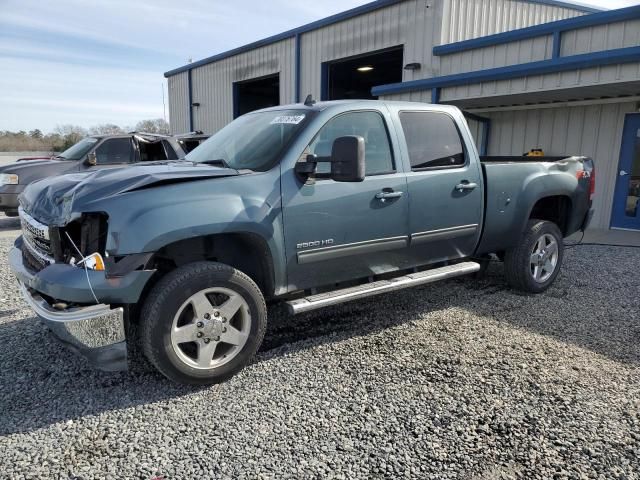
[86, 152, 97, 166]
[331, 136, 365, 182]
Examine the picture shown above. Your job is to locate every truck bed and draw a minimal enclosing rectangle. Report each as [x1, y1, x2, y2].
[480, 155, 568, 163]
[476, 155, 593, 255]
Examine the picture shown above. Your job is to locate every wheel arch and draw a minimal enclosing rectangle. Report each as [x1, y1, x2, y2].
[148, 231, 277, 298]
[526, 195, 573, 236]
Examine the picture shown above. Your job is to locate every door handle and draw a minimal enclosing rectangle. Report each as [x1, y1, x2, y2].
[375, 190, 404, 202]
[620, 170, 629, 176]
[455, 182, 478, 192]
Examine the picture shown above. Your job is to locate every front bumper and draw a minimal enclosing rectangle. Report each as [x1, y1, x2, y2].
[9, 242, 154, 304]
[9, 243, 154, 371]
[18, 281, 127, 371]
[0, 191, 20, 214]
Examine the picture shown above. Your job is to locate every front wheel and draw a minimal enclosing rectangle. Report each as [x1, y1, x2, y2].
[140, 261, 267, 385]
[504, 219, 564, 293]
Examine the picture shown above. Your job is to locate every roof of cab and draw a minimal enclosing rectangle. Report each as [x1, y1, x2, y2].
[251, 99, 460, 114]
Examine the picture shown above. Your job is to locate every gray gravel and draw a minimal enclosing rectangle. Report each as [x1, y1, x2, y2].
[0, 215, 639, 479]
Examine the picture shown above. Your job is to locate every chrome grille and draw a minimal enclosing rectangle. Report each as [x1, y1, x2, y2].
[19, 207, 54, 267]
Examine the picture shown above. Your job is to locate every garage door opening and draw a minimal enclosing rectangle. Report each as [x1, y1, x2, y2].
[234, 74, 280, 118]
[323, 46, 404, 101]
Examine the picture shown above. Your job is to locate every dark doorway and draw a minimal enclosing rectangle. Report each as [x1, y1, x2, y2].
[323, 46, 404, 101]
[234, 74, 280, 118]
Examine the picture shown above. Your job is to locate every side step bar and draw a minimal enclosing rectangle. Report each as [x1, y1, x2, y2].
[285, 261, 480, 315]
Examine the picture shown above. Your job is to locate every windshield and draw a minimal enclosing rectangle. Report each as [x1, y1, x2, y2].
[186, 110, 312, 171]
[58, 137, 99, 160]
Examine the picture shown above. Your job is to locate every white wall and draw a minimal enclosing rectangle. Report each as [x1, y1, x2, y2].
[299, 0, 443, 100]
[190, 38, 296, 134]
[168, 72, 190, 134]
[440, 0, 583, 44]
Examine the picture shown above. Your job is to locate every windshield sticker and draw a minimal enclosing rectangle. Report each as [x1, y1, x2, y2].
[270, 115, 305, 125]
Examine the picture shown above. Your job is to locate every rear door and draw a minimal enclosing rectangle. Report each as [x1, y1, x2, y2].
[281, 109, 410, 291]
[394, 109, 483, 264]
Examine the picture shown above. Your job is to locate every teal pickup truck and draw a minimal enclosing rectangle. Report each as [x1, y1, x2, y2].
[10, 100, 594, 384]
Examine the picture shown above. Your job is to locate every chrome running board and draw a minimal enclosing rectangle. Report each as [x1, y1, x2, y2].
[285, 261, 480, 315]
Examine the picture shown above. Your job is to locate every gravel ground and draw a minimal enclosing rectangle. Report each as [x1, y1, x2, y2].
[0, 213, 639, 479]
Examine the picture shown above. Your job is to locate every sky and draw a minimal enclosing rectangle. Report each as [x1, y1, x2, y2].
[0, 0, 638, 133]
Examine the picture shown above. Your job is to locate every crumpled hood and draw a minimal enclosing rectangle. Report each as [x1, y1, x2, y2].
[20, 161, 240, 226]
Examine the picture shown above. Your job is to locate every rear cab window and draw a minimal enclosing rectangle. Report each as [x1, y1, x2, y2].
[179, 139, 204, 154]
[399, 111, 466, 170]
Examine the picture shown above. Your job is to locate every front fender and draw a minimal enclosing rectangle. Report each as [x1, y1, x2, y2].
[96, 171, 287, 294]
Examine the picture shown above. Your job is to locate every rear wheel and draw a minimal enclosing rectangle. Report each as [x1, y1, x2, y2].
[140, 261, 266, 385]
[504, 219, 564, 293]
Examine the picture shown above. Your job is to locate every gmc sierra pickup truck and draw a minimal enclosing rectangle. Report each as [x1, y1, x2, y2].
[9, 101, 594, 385]
[0, 132, 207, 216]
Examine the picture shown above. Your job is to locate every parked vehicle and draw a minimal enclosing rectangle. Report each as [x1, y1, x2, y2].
[0, 132, 207, 216]
[9, 101, 594, 384]
[173, 131, 209, 154]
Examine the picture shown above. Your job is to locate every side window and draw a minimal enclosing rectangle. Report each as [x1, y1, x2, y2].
[95, 138, 134, 164]
[399, 112, 466, 170]
[308, 111, 394, 176]
[180, 139, 202, 154]
[162, 141, 179, 160]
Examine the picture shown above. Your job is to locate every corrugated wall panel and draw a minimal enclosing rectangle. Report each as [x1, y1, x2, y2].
[483, 102, 637, 228]
[380, 90, 434, 102]
[440, 0, 584, 44]
[168, 72, 189, 134]
[440, 62, 640, 103]
[435, 15, 640, 102]
[465, 117, 484, 148]
[439, 34, 553, 75]
[561, 19, 640, 56]
[189, 38, 295, 134]
[299, 0, 443, 101]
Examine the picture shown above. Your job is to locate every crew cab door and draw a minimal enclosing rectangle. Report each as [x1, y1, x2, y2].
[281, 109, 410, 291]
[394, 109, 483, 263]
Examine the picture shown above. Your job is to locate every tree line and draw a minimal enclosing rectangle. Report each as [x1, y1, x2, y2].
[0, 119, 170, 153]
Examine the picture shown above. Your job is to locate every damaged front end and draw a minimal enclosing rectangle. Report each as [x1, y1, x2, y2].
[10, 208, 155, 371]
[20, 207, 109, 273]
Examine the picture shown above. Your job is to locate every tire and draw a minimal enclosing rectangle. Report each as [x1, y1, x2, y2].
[504, 219, 564, 293]
[140, 261, 267, 385]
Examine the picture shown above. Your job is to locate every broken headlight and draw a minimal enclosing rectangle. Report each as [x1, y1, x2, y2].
[54, 213, 109, 270]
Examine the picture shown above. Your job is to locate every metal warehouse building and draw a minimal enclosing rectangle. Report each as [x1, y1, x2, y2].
[164, 0, 640, 232]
